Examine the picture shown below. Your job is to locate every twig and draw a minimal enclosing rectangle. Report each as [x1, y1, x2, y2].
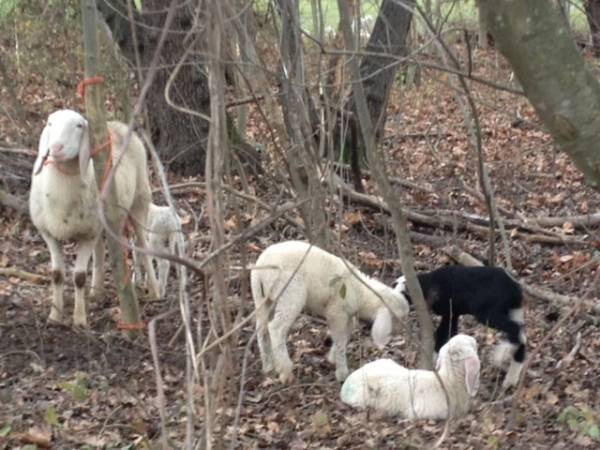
[555, 331, 582, 370]
[148, 309, 179, 450]
[0, 267, 49, 284]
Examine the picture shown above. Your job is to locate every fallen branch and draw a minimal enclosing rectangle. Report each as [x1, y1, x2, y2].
[441, 245, 600, 315]
[0, 189, 28, 215]
[335, 179, 590, 246]
[0, 267, 49, 284]
[524, 212, 600, 229]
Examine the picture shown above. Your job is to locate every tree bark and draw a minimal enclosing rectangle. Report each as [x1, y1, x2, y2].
[97, 0, 210, 176]
[480, 0, 600, 188]
[585, 0, 600, 57]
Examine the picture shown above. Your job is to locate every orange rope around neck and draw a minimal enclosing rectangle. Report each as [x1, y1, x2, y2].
[43, 159, 79, 176]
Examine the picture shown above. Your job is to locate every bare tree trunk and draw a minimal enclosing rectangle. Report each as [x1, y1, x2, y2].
[80, 0, 141, 332]
[97, 0, 210, 176]
[335, 0, 414, 169]
[585, 0, 600, 57]
[336, 0, 435, 369]
[277, 0, 330, 247]
[480, 0, 600, 188]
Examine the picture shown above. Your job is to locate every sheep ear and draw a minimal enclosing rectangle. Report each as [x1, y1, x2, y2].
[371, 307, 392, 349]
[35, 125, 50, 174]
[464, 356, 481, 397]
[79, 120, 91, 180]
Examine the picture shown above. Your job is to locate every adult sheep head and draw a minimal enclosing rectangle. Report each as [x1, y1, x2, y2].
[37, 109, 91, 181]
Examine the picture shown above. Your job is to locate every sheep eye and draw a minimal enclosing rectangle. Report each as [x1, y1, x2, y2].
[76, 123, 84, 129]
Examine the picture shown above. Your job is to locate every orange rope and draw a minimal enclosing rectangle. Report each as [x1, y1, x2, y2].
[42, 159, 79, 176]
[77, 76, 105, 101]
[116, 321, 147, 331]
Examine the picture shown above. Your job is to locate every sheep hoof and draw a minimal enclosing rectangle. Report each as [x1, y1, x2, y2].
[336, 367, 349, 382]
[261, 361, 275, 373]
[89, 287, 104, 300]
[278, 370, 294, 384]
[73, 316, 89, 328]
[47, 312, 64, 325]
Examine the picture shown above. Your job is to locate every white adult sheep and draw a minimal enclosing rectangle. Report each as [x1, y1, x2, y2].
[340, 334, 480, 420]
[29, 109, 160, 327]
[133, 203, 184, 297]
[250, 240, 410, 383]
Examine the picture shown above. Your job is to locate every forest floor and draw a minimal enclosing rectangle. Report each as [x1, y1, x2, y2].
[1, 22, 600, 450]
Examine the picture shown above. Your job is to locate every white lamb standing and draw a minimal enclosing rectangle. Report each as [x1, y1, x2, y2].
[250, 240, 410, 383]
[133, 203, 183, 297]
[340, 334, 480, 420]
[29, 109, 160, 327]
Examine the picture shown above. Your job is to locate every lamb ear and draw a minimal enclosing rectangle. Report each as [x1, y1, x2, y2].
[464, 356, 481, 397]
[79, 119, 91, 181]
[371, 307, 392, 349]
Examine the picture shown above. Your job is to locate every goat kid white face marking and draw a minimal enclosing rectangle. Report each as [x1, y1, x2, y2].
[393, 275, 406, 296]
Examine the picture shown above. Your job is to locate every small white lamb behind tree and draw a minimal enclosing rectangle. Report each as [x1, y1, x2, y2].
[340, 334, 480, 420]
[29, 109, 160, 327]
[133, 203, 184, 297]
[250, 240, 410, 383]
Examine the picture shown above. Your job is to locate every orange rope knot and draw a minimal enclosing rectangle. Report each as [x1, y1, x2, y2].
[116, 321, 147, 331]
[77, 76, 105, 100]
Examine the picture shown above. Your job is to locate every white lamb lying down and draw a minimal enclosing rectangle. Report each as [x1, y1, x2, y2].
[133, 203, 183, 297]
[340, 334, 480, 420]
[250, 241, 410, 383]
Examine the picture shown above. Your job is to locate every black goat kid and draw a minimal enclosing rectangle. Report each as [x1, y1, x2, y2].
[395, 265, 525, 388]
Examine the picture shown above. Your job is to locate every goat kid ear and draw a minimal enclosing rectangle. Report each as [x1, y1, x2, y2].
[464, 356, 481, 397]
[371, 307, 392, 349]
[78, 119, 91, 181]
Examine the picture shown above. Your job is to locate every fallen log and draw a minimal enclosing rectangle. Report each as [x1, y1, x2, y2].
[335, 178, 590, 246]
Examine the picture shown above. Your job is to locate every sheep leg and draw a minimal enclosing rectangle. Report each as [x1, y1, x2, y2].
[326, 303, 351, 382]
[255, 298, 275, 373]
[157, 256, 170, 298]
[267, 273, 307, 383]
[41, 232, 65, 324]
[131, 239, 144, 288]
[326, 342, 336, 364]
[90, 235, 104, 298]
[72, 239, 96, 327]
[132, 223, 161, 300]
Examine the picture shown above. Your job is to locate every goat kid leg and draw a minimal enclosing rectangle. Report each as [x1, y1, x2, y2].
[72, 239, 96, 327]
[90, 235, 105, 298]
[487, 312, 526, 388]
[41, 232, 65, 324]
